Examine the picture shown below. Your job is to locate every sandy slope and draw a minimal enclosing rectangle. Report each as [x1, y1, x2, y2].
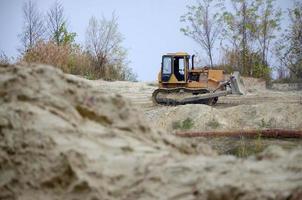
[84, 74, 302, 155]
[73, 74, 302, 131]
[1, 64, 302, 200]
[71, 76, 302, 111]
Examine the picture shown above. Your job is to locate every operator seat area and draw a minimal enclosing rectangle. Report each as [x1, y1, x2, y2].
[173, 57, 185, 81]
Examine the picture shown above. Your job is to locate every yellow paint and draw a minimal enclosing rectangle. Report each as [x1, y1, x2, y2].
[187, 81, 207, 88]
[167, 52, 189, 56]
[208, 70, 223, 81]
[168, 74, 179, 83]
[190, 69, 208, 73]
[157, 53, 225, 91]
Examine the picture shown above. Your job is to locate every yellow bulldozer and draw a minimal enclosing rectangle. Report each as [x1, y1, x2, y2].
[152, 52, 244, 105]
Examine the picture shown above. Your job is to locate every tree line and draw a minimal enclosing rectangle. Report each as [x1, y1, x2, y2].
[181, 0, 302, 82]
[16, 0, 137, 81]
[1, 0, 300, 82]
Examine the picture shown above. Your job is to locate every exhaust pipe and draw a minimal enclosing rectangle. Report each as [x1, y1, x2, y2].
[191, 54, 195, 70]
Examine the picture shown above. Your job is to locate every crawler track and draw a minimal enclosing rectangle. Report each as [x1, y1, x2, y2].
[152, 88, 230, 106]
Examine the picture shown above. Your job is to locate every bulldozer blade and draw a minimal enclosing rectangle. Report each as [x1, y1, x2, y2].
[230, 71, 245, 95]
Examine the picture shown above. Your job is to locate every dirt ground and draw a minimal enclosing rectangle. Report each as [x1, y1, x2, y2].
[75, 74, 302, 132]
[1, 64, 302, 200]
[79, 73, 302, 156]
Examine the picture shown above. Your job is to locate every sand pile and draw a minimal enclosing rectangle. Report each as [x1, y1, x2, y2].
[146, 103, 302, 132]
[1, 64, 302, 200]
[241, 77, 267, 93]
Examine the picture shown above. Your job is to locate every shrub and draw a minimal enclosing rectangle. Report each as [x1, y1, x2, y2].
[0, 51, 10, 65]
[172, 117, 194, 130]
[258, 118, 276, 128]
[273, 77, 302, 83]
[206, 119, 220, 129]
[218, 49, 272, 82]
[23, 41, 82, 73]
[22, 41, 137, 81]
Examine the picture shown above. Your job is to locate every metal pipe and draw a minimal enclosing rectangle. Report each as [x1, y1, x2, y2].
[175, 129, 302, 138]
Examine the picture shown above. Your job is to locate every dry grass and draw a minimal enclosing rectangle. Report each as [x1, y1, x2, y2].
[22, 41, 136, 81]
[23, 41, 90, 73]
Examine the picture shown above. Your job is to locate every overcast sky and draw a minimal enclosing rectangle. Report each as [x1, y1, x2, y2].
[0, 0, 294, 81]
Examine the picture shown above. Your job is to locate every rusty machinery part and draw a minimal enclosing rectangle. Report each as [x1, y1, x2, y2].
[152, 87, 221, 106]
[175, 129, 302, 139]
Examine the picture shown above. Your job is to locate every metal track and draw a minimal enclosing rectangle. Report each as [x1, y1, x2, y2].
[152, 87, 231, 106]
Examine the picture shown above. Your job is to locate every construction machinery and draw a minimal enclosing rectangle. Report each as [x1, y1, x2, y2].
[152, 52, 244, 105]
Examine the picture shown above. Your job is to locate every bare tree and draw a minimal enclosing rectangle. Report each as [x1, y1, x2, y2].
[276, 65, 288, 79]
[221, 0, 259, 75]
[180, 0, 221, 68]
[255, 0, 281, 66]
[19, 0, 45, 52]
[86, 14, 125, 78]
[47, 0, 66, 45]
[241, 1, 249, 74]
[0, 50, 10, 65]
[275, 1, 302, 80]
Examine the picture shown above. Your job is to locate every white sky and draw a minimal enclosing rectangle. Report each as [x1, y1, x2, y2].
[0, 0, 295, 81]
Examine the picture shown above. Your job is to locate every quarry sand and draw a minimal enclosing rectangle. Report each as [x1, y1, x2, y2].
[1, 64, 302, 200]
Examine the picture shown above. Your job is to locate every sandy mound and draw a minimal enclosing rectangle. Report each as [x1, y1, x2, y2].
[146, 103, 302, 132]
[1, 64, 302, 200]
[241, 77, 267, 93]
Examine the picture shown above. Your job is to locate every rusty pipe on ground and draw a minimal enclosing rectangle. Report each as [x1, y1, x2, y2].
[175, 129, 302, 139]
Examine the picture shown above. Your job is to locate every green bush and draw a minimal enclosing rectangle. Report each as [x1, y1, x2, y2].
[218, 49, 272, 82]
[252, 63, 271, 81]
[172, 117, 194, 130]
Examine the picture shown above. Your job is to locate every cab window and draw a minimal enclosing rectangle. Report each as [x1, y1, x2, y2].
[162, 57, 172, 74]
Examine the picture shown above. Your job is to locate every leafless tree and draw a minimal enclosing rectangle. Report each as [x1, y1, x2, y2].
[275, 1, 302, 80]
[86, 14, 125, 78]
[19, 0, 45, 52]
[221, 0, 257, 75]
[47, 0, 66, 45]
[255, 0, 281, 66]
[276, 65, 288, 79]
[180, 0, 221, 68]
[0, 50, 10, 65]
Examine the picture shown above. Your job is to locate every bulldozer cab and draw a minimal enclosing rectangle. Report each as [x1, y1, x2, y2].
[161, 53, 189, 83]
